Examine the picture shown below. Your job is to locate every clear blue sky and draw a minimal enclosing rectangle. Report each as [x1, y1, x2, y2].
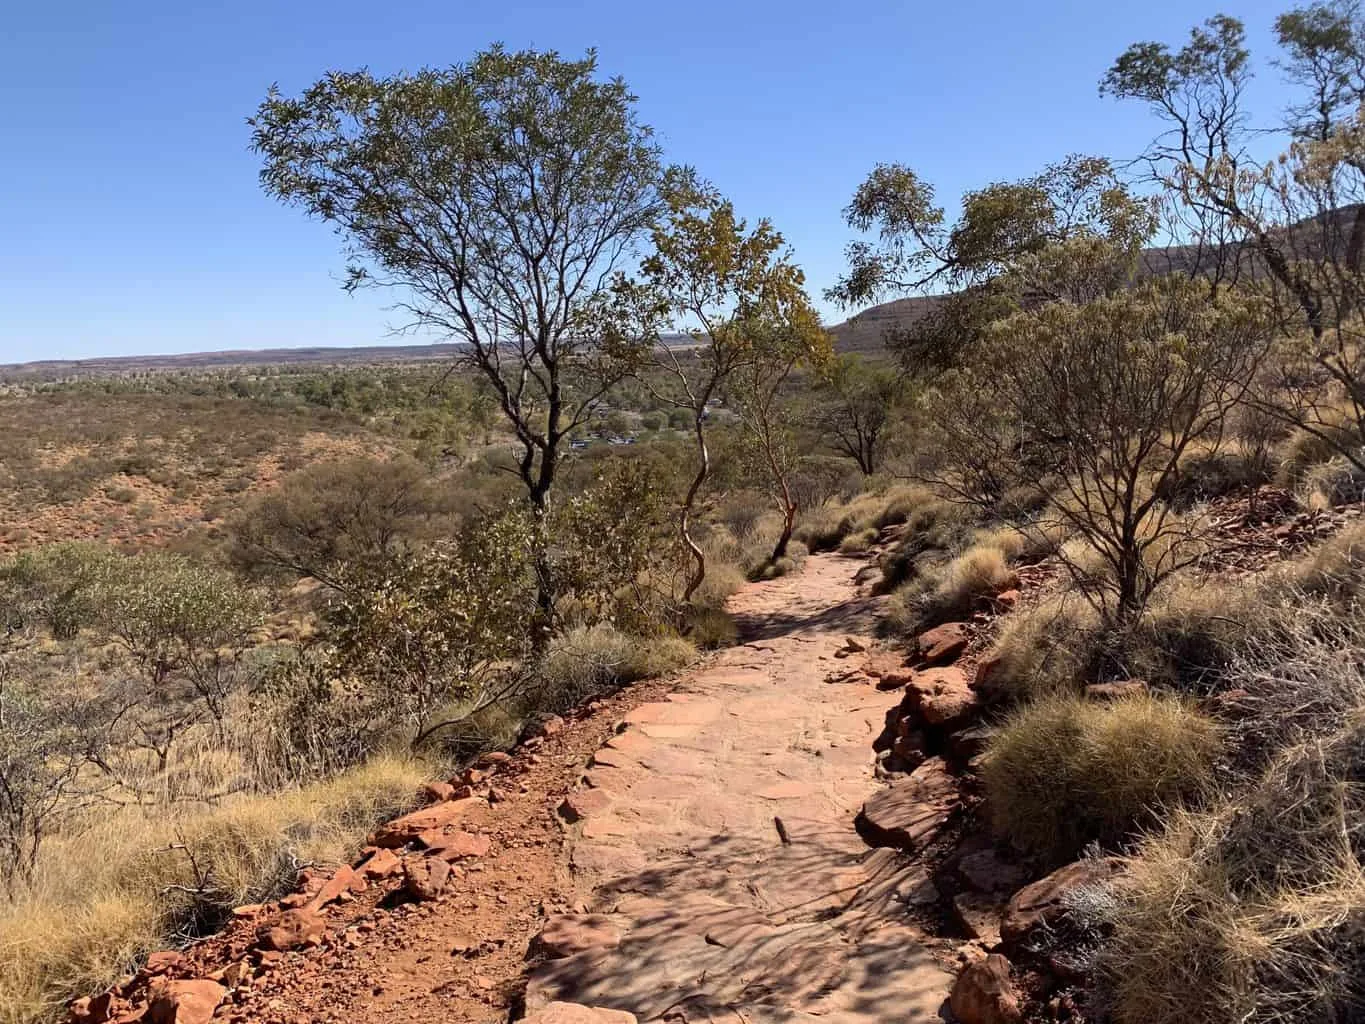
[0, 0, 1292, 363]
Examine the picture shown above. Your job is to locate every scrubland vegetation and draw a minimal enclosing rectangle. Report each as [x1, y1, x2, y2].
[13, 3, 1365, 1021]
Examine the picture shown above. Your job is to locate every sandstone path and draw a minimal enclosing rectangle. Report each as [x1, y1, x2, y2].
[528, 554, 953, 1023]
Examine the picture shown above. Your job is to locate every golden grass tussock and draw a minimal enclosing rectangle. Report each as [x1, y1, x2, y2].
[982, 692, 1222, 865]
[0, 756, 425, 1024]
[1105, 717, 1365, 1024]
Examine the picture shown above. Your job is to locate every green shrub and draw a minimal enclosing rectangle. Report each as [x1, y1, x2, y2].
[983, 692, 1221, 865]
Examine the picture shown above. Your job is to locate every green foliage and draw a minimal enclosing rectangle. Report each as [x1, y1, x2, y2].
[227, 455, 444, 585]
[252, 46, 679, 520]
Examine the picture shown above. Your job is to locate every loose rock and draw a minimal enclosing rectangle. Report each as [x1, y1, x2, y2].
[950, 954, 1022, 1024]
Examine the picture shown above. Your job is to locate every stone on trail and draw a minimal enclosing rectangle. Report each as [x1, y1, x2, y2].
[143, 979, 226, 1024]
[952, 892, 1004, 947]
[522, 1003, 637, 1024]
[359, 847, 402, 880]
[1000, 857, 1121, 952]
[856, 757, 959, 851]
[370, 795, 484, 847]
[905, 666, 978, 727]
[418, 828, 491, 862]
[256, 908, 326, 952]
[950, 954, 1022, 1024]
[403, 856, 452, 901]
[421, 780, 456, 803]
[914, 622, 971, 665]
[559, 788, 614, 823]
[531, 914, 625, 959]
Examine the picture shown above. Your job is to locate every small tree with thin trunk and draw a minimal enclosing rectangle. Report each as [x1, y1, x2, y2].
[730, 311, 831, 567]
[814, 354, 900, 475]
[251, 47, 677, 631]
[631, 188, 824, 602]
[961, 272, 1273, 625]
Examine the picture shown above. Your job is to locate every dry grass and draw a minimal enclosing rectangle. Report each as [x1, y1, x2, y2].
[0, 756, 424, 1024]
[885, 542, 1015, 635]
[982, 692, 1221, 865]
[535, 623, 696, 707]
[1105, 716, 1365, 1024]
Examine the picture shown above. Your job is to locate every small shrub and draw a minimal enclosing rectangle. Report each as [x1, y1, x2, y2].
[838, 527, 878, 554]
[1299, 455, 1365, 510]
[983, 692, 1221, 865]
[885, 543, 1014, 635]
[1284, 519, 1365, 607]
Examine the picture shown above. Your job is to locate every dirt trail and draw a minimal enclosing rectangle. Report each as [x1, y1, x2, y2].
[159, 554, 951, 1024]
[526, 553, 952, 1022]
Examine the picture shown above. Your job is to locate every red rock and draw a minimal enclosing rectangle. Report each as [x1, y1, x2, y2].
[907, 666, 978, 726]
[916, 622, 971, 665]
[359, 847, 402, 880]
[950, 955, 1022, 1024]
[1000, 858, 1121, 951]
[993, 589, 1020, 611]
[558, 789, 614, 823]
[256, 908, 326, 952]
[522, 1003, 637, 1024]
[143, 951, 183, 975]
[856, 757, 959, 851]
[370, 796, 484, 848]
[531, 914, 624, 959]
[953, 893, 1004, 947]
[879, 668, 916, 691]
[1084, 680, 1149, 701]
[403, 856, 452, 901]
[422, 780, 456, 803]
[474, 751, 512, 768]
[305, 864, 358, 912]
[419, 829, 491, 862]
[229, 903, 265, 919]
[144, 979, 226, 1024]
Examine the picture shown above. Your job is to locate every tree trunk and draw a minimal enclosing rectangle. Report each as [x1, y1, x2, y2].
[680, 408, 711, 605]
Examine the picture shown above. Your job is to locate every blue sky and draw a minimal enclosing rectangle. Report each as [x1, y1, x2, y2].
[0, 0, 1293, 363]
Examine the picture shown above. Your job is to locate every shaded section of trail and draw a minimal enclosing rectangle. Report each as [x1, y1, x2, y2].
[528, 555, 952, 1023]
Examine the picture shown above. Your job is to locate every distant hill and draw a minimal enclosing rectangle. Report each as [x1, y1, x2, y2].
[827, 203, 1365, 357]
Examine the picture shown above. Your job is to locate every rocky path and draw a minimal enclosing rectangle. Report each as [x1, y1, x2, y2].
[526, 555, 953, 1023]
[79, 554, 957, 1024]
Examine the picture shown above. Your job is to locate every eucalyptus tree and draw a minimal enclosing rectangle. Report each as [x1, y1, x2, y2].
[251, 46, 680, 627]
[628, 187, 827, 601]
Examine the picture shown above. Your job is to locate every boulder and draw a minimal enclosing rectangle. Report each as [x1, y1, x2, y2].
[915, 622, 971, 666]
[1000, 857, 1121, 951]
[531, 914, 625, 959]
[256, 908, 326, 952]
[522, 1003, 637, 1024]
[856, 757, 958, 851]
[950, 955, 1022, 1024]
[906, 667, 978, 727]
[403, 856, 452, 901]
[142, 951, 184, 976]
[993, 590, 1021, 612]
[68, 992, 116, 1024]
[144, 979, 226, 1024]
[370, 796, 484, 848]
[947, 725, 996, 762]
[1084, 680, 1148, 702]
